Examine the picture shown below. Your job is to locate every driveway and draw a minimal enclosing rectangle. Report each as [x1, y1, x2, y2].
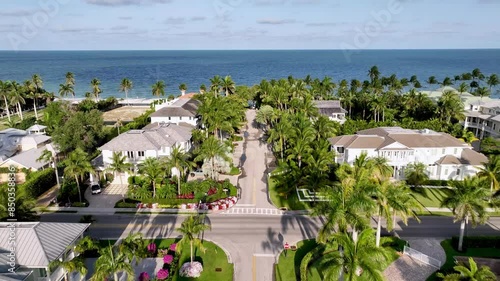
[85, 183, 128, 209]
[236, 109, 275, 209]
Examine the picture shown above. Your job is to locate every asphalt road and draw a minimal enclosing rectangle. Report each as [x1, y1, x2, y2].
[42, 213, 500, 281]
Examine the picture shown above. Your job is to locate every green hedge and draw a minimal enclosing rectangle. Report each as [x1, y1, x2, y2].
[452, 236, 500, 250]
[22, 168, 56, 198]
[423, 180, 450, 186]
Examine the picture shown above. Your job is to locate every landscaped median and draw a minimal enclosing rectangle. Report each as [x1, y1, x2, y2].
[115, 178, 238, 212]
[427, 237, 500, 280]
[274, 237, 405, 281]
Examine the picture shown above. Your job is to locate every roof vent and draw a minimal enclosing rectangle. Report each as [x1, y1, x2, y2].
[128, 130, 144, 134]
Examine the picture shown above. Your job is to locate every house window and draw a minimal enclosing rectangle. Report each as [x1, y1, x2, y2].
[179, 117, 182, 120]
[441, 148, 445, 154]
[127, 151, 134, 158]
[454, 148, 458, 154]
[457, 168, 461, 175]
[138, 151, 145, 157]
[444, 168, 448, 175]
[336, 147, 344, 153]
[168, 117, 171, 120]
[494, 124, 497, 130]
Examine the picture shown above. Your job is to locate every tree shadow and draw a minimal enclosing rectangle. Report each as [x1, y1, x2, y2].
[261, 227, 285, 254]
[280, 214, 322, 240]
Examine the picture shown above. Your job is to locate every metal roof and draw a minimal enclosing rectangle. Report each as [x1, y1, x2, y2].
[0, 222, 89, 270]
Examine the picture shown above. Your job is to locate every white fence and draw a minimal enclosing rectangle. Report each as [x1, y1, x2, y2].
[403, 246, 442, 268]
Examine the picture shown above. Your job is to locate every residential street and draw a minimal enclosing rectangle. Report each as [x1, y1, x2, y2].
[40, 110, 500, 281]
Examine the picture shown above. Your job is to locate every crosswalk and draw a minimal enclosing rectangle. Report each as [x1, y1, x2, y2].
[221, 207, 284, 216]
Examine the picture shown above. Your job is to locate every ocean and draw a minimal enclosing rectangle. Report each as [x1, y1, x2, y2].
[0, 49, 500, 99]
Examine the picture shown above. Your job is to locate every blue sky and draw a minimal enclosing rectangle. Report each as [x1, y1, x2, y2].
[1, 0, 499, 50]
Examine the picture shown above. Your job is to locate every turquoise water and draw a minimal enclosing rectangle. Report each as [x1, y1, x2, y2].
[0, 49, 499, 98]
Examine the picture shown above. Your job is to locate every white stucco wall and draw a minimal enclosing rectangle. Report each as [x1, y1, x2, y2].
[150, 116, 198, 126]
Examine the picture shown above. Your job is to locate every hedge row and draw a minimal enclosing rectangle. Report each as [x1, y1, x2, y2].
[451, 236, 500, 250]
[22, 168, 56, 198]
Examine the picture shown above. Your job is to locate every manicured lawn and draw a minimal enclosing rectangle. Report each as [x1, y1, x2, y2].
[410, 187, 451, 208]
[427, 239, 500, 281]
[268, 178, 312, 210]
[275, 237, 403, 281]
[0, 109, 46, 130]
[146, 238, 233, 281]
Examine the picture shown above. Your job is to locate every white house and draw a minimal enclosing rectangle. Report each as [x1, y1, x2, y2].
[329, 127, 488, 181]
[462, 100, 500, 139]
[150, 98, 200, 127]
[0, 128, 56, 173]
[98, 122, 193, 171]
[313, 100, 347, 124]
[0, 222, 90, 281]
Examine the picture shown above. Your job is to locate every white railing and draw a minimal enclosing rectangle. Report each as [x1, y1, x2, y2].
[403, 246, 442, 268]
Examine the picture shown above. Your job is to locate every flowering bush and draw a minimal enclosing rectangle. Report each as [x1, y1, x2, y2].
[169, 243, 177, 252]
[157, 249, 169, 258]
[156, 269, 169, 280]
[163, 254, 174, 264]
[147, 243, 157, 253]
[138, 272, 150, 281]
[179, 262, 203, 278]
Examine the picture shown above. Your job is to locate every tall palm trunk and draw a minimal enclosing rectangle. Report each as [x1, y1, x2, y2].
[53, 158, 60, 190]
[352, 227, 358, 242]
[153, 181, 157, 198]
[114, 272, 119, 281]
[177, 167, 182, 195]
[280, 137, 284, 160]
[3, 96, 11, 121]
[17, 102, 23, 120]
[75, 175, 82, 202]
[119, 172, 126, 203]
[125, 89, 129, 106]
[376, 212, 382, 247]
[33, 98, 38, 120]
[190, 240, 194, 264]
[458, 215, 467, 251]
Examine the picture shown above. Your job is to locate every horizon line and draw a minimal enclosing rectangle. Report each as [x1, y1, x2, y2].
[2, 48, 500, 52]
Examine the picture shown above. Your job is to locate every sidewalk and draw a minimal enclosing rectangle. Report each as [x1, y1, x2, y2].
[424, 207, 497, 212]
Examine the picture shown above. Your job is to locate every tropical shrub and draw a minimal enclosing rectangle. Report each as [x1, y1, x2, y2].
[179, 262, 203, 278]
[139, 272, 150, 281]
[22, 168, 56, 198]
[163, 255, 174, 264]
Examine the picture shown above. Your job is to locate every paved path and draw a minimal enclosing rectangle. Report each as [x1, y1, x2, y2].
[236, 109, 275, 210]
[85, 183, 127, 208]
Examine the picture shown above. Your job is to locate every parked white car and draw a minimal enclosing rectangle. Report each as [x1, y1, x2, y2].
[90, 183, 101, 195]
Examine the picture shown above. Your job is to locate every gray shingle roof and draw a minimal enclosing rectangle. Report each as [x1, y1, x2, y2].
[151, 98, 200, 118]
[314, 100, 347, 115]
[1, 146, 51, 170]
[99, 123, 192, 151]
[0, 222, 89, 269]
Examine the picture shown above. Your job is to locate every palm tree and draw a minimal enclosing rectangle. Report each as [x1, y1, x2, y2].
[74, 236, 99, 255]
[404, 162, 429, 187]
[114, 118, 123, 135]
[0, 80, 12, 122]
[427, 76, 438, 89]
[63, 148, 94, 202]
[368, 66, 380, 83]
[472, 68, 484, 82]
[107, 152, 132, 202]
[119, 78, 133, 105]
[374, 181, 420, 247]
[164, 146, 194, 195]
[303, 229, 389, 281]
[139, 157, 163, 198]
[442, 77, 453, 87]
[151, 80, 166, 97]
[119, 232, 146, 265]
[37, 148, 60, 191]
[31, 74, 43, 93]
[65, 72, 75, 86]
[477, 155, 500, 198]
[179, 83, 187, 96]
[441, 177, 490, 251]
[177, 215, 212, 264]
[50, 256, 87, 281]
[458, 82, 469, 97]
[209, 75, 222, 96]
[437, 257, 496, 281]
[486, 74, 499, 93]
[199, 84, 206, 94]
[475, 87, 490, 101]
[59, 84, 75, 98]
[9, 82, 25, 120]
[90, 78, 101, 102]
[194, 136, 231, 180]
[91, 246, 134, 281]
[24, 80, 40, 120]
[221, 75, 236, 96]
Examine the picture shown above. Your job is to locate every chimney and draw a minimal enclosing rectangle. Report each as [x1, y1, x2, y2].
[181, 90, 186, 96]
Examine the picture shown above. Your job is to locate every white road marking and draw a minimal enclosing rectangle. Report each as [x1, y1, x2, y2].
[221, 208, 284, 216]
